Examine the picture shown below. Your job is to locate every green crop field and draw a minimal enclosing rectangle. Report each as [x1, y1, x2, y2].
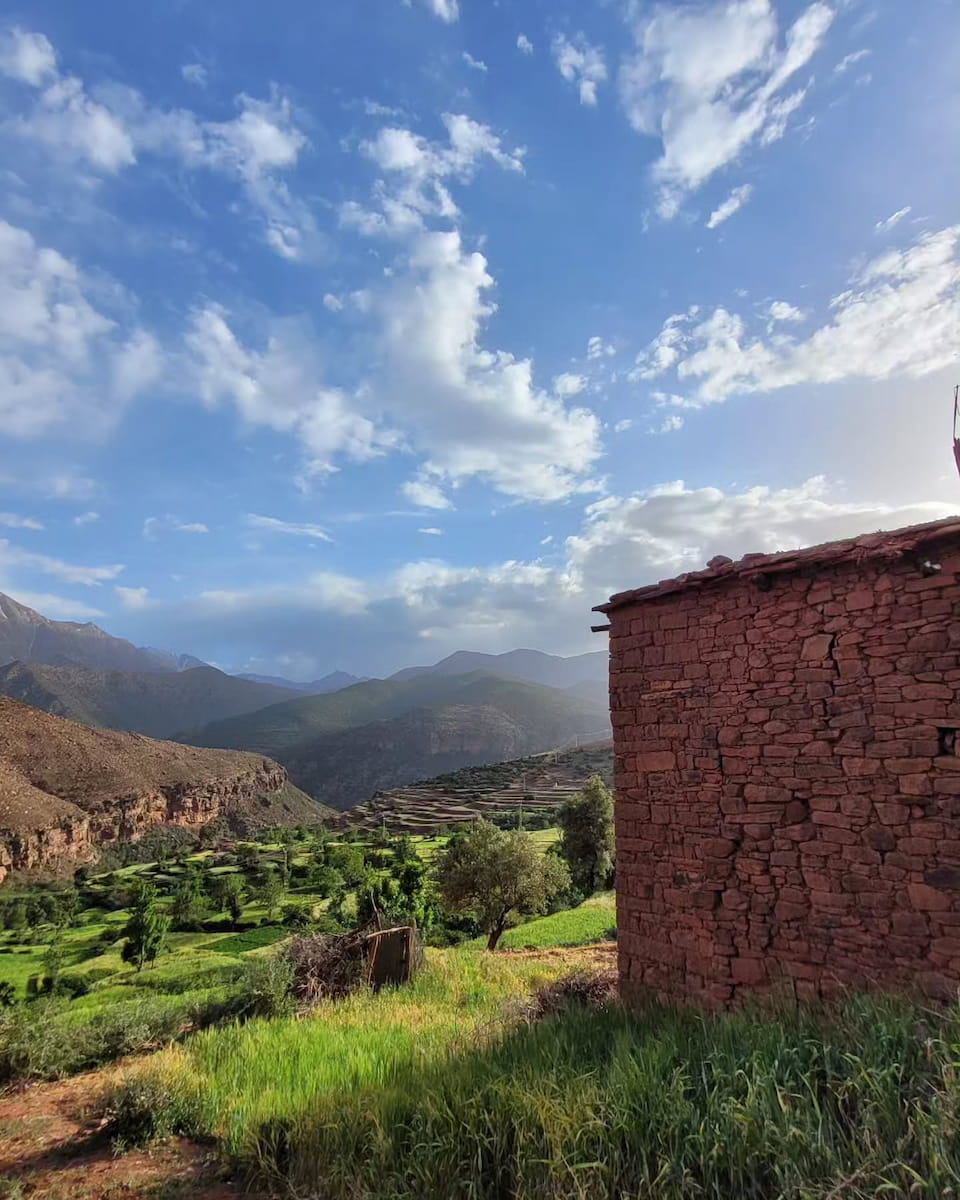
[493, 890, 615, 949]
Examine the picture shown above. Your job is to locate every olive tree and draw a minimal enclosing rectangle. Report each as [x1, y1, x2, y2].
[434, 820, 570, 950]
[556, 775, 615, 895]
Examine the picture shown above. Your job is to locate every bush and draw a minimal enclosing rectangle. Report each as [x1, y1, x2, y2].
[234, 952, 296, 1019]
[527, 970, 619, 1020]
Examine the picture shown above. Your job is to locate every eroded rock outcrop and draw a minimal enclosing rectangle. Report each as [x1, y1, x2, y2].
[0, 696, 322, 882]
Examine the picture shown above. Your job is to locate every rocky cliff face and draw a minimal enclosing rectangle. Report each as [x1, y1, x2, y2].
[0, 697, 322, 882]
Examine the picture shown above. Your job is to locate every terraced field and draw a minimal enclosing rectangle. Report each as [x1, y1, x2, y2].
[336, 740, 612, 834]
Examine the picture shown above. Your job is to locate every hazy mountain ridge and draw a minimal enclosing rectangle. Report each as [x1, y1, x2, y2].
[236, 670, 367, 693]
[0, 660, 299, 739]
[390, 648, 607, 689]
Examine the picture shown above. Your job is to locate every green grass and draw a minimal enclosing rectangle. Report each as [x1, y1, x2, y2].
[200, 926, 288, 955]
[109, 979, 960, 1200]
[493, 891, 616, 950]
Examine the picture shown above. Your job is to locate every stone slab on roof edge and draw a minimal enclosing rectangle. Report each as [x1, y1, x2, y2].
[593, 515, 960, 615]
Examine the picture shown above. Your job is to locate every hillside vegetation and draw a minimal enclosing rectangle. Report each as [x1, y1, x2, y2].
[0, 660, 297, 738]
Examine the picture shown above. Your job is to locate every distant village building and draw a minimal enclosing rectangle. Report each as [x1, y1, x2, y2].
[594, 518, 960, 1008]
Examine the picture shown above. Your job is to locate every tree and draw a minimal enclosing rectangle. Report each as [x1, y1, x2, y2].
[121, 882, 169, 971]
[169, 870, 210, 931]
[556, 775, 615, 896]
[210, 874, 246, 924]
[260, 876, 286, 921]
[434, 820, 570, 950]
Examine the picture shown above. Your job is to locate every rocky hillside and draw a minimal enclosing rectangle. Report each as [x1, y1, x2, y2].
[284, 703, 556, 810]
[389, 648, 607, 689]
[0, 697, 327, 882]
[0, 661, 298, 738]
[0, 592, 195, 673]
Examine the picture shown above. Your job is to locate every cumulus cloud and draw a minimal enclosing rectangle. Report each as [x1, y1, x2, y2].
[620, 0, 834, 217]
[0, 27, 56, 85]
[554, 372, 586, 396]
[767, 300, 804, 322]
[462, 52, 487, 73]
[143, 515, 210, 540]
[115, 585, 149, 609]
[185, 305, 398, 477]
[344, 113, 524, 238]
[706, 183, 754, 228]
[402, 478, 453, 509]
[552, 33, 608, 106]
[139, 477, 956, 677]
[0, 220, 158, 437]
[72, 511, 100, 526]
[245, 513, 333, 541]
[517, 34, 533, 55]
[1, 27, 312, 257]
[632, 225, 960, 404]
[377, 229, 602, 501]
[418, 526, 443, 535]
[0, 513, 43, 530]
[323, 294, 344, 312]
[875, 206, 911, 235]
[420, 0, 458, 21]
[587, 336, 615, 360]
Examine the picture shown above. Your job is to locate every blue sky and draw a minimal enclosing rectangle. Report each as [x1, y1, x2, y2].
[0, 0, 957, 678]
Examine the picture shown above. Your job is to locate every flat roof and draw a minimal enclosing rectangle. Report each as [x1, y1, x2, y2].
[593, 515, 960, 615]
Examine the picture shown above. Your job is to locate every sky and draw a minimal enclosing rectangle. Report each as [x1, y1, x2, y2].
[0, 0, 958, 679]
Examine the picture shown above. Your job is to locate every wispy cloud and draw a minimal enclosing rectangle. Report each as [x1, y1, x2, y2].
[245, 513, 333, 541]
[875, 206, 911, 235]
[706, 184, 754, 229]
[0, 512, 43, 530]
[143, 515, 210, 540]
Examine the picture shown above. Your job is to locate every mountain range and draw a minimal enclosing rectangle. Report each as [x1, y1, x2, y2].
[181, 671, 610, 809]
[0, 695, 326, 882]
[389, 648, 606, 690]
[236, 670, 367, 693]
[0, 661, 298, 739]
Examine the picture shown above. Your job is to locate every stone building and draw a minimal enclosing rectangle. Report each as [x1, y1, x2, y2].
[593, 517, 960, 1008]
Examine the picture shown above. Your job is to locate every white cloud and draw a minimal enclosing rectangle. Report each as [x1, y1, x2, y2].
[48, 474, 97, 500]
[587, 335, 615, 360]
[147, 478, 956, 677]
[613, 418, 633, 433]
[143, 515, 210, 540]
[0, 221, 156, 437]
[72, 511, 100, 526]
[632, 225, 960, 405]
[875, 206, 912, 235]
[0, 538, 122, 585]
[378, 230, 603, 502]
[0, 513, 43, 530]
[706, 183, 753, 228]
[540, 534, 553, 545]
[402, 478, 454, 510]
[346, 113, 524, 238]
[323, 293, 344, 312]
[185, 305, 398, 476]
[554, 372, 586, 396]
[181, 62, 208, 87]
[462, 52, 487, 73]
[420, 0, 459, 21]
[620, 0, 834, 216]
[517, 34, 534, 55]
[657, 414, 684, 433]
[552, 33, 608, 106]
[418, 526, 443, 535]
[834, 48, 870, 75]
[4, 590, 104, 619]
[115, 585, 149, 610]
[0, 27, 56, 84]
[2, 28, 312, 257]
[245, 513, 333, 541]
[767, 300, 804, 322]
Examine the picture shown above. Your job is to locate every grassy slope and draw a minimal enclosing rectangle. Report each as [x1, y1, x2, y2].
[110, 955, 960, 1200]
[493, 890, 615, 950]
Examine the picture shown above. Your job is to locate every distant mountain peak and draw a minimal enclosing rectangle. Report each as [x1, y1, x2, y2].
[389, 647, 606, 690]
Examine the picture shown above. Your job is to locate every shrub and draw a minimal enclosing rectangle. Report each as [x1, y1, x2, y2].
[527, 969, 619, 1020]
[235, 952, 296, 1019]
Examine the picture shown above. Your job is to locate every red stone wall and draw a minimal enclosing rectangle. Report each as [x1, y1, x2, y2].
[610, 534, 960, 1007]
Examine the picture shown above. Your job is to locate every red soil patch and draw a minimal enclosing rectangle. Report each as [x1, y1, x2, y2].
[0, 1068, 237, 1200]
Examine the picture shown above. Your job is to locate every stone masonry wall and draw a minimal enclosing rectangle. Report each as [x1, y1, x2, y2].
[610, 532, 960, 1008]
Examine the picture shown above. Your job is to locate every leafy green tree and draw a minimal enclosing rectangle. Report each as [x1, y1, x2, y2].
[210, 874, 246, 924]
[434, 820, 570, 950]
[42, 937, 65, 994]
[556, 775, 615, 895]
[260, 876, 287, 921]
[169, 870, 210, 931]
[328, 844, 366, 885]
[5, 899, 27, 931]
[121, 882, 170, 971]
[0, 981, 16, 1007]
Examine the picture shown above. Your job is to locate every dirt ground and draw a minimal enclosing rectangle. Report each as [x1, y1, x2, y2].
[498, 941, 617, 969]
[0, 1068, 237, 1200]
